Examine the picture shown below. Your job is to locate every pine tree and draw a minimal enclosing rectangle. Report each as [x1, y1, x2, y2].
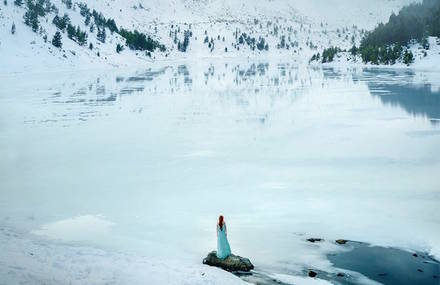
[53, 14, 70, 31]
[403, 50, 414, 65]
[89, 43, 93, 50]
[76, 26, 87, 46]
[52, 15, 60, 28]
[106, 18, 117, 33]
[178, 30, 190, 52]
[63, 0, 72, 9]
[3, 0, 7, 6]
[116, 43, 124, 53]
[52, 31, 62, 48]
[97, 27, 106, 43]
[24, 10, 39, 32]
[350, 45, 358, 56]
[11, 22, 16, 34]
[67, 24, 75, 39]
[85, 14, 90, 26]
[14, 0, 22, 6]
[62, 13, 70, 27]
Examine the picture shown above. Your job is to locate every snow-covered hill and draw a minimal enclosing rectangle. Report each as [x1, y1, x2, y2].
[0, 0, 421, 74]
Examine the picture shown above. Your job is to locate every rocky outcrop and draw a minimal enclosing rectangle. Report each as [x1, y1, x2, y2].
[307, 238, 323, 243]
[203, 251, 254, 272]
[336, 239, 348, 245]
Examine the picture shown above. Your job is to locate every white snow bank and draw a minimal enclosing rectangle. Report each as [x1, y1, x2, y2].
[31, 215, 113, 241]
[0, 226, 247, 285]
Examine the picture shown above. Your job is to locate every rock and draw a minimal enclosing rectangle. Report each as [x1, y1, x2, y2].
[337, 272, 345, 277]
[308, 270, 317, 277]
[307, 238, 323, 243]
[336, 239, 347, 245]
[203, 251, 254, 272]
[413, 253, 418, 257]
[417, 268, 424, 273]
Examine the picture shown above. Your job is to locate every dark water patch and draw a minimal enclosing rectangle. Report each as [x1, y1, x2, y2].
[328, 241, 440, 285]
[430, 119, 440, 125]
[349, 68, 440, 123]
[370, 83, 440, 121]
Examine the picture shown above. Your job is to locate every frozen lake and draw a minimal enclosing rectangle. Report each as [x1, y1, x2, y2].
[1, 61, 439, 284]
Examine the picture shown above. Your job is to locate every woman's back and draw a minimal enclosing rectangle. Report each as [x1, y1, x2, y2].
[216, 216, 231, 259]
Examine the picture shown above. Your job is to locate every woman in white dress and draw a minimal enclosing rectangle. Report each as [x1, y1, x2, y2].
[216, 215, 231, 259]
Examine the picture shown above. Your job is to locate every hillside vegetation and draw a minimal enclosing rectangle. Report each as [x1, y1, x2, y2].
[312, 0, 440, 65]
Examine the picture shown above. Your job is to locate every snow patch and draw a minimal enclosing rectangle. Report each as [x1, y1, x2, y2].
[31, 215, 113, 241]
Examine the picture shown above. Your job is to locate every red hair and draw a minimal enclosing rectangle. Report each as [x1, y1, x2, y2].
[218, 215, 224, 230]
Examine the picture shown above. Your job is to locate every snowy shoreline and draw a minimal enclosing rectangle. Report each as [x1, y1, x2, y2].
[2, 223, 438, 285]
[2, 47, 440, 78]
[0, 224, 248, 285]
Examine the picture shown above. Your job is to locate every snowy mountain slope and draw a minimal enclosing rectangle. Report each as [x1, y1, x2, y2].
[290, 0, 418, 29]
[0, 0, 419, 74]
[73, 0, 416, 28]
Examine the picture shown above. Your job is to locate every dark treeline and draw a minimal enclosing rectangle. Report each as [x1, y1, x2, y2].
[119, 28, 165, 52]
[78, 3, 117, 34]
[362, 0, 440, 47]
[311, 0, 440, 65]
[78, 2, 165, 52]
[310, 47, 341, 63]
[236, 32, 269, 51]
[22, 0, 57, 32]
[17, 0, 166, 53]
[67, 24, 87, 46]
[358, 0, 439, 64]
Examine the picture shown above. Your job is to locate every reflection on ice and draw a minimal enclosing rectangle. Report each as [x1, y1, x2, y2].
[15, 63, 440, 128]
[354, 68, 440, 123]
[370, 83, 440, 123]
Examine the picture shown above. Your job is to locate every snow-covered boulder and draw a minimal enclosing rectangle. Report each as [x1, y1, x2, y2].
[203, 251, 254, 272]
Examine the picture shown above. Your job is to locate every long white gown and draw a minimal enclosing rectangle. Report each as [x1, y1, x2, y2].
[216, 222, 231, 259]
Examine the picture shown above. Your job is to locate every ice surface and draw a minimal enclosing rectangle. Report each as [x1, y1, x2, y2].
[270, 273, 334, 285]
[0, 60, 439, 284]
[31, 215, 113, 241]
